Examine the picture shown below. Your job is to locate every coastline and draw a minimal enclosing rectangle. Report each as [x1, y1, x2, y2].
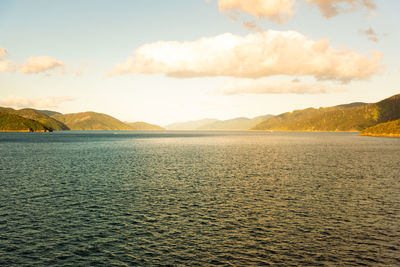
[249, 129, 360, 133]
[0, 130, 51, 133]
[360, 133, 400, 138]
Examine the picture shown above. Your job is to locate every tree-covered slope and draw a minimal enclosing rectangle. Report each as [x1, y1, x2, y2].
[252, 94, 400, 132]
[34, 109, 62, 117]
[0, 107, 69, 131]
[126, 122, 165, 130]
[52, 112, 135, 130]
[0, 113, 51, 132]
[360, 119, 400, 137]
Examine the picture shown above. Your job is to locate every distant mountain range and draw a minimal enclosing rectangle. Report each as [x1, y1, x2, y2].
[166, 115, 273, 131]
[1, 94, 399, 136]
[251, 94, 400, 133]
[198, 115, 274, 130]
[126, 122, 165, 131]
[166, 119, 219, 130]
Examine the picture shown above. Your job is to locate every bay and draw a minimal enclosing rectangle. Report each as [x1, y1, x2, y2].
[0, 131, 399, 265]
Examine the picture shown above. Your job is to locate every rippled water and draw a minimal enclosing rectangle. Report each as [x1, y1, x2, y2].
[0, 131, 399, 266]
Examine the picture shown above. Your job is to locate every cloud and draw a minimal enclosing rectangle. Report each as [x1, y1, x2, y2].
[360, 27, 378, 42]
[0, 47, 68, 75]
[20, 56, 65, 74]
[0, 95, 74, 109]
[242, 20, 262, 32]
[109, 31, 383, 82]
[219, 78, 346, 95]
[0, 47, 11, 73]
[0, 47, 6, 58]
[218, 0, 295, 24]
[306, 0, 376, 18]
[210, 0, 376, 24]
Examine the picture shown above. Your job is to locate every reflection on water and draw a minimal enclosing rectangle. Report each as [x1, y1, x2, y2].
[0, 131, 399, 265]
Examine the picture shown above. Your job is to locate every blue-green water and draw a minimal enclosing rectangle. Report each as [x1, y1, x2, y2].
[0, 131, 399, 266]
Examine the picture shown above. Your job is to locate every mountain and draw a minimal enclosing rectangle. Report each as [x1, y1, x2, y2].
[34, 109, 62, 117]
[252, 94, 400, 132]
[52, 112, 135, 130]
[0, 113, 52, 132]
[166, 118, 219, 130]
[126, 122, 165, 131]
[166, 115, 274, 131]
[198, 115, 274, 130]
[0, 107, 69, 131]
[361, 119, 400, 137]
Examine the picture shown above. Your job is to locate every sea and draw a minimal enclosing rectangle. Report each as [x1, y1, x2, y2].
[0, 131, 399, 266]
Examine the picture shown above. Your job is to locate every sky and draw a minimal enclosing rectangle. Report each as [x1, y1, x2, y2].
[0, 0, 399, 126]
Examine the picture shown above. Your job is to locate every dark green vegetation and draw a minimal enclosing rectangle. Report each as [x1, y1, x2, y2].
[361, 119, 400, 137]
[252, 94, 400, 133]
[0, 107, 69, 131]
[0, 107, 161, 132]
[0, 113, 51, 132]
[52, 112, 134, 130]
[127, 122, 165, 131]
[34, 109, 62, 117]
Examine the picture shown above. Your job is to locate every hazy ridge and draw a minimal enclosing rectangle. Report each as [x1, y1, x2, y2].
[126, 122, 165, 131]
[166, 115, 273, 131]
[166, 119, 219, 130]
[198, 115, 274, 130]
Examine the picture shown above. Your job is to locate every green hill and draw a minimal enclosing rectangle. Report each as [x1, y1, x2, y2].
[361, 119, 400, 137]
[126, 122, 165, 131]
[252, 94, 400, 132]
[0, 112, 51, 132]
[52, 112, 135, 130]
[34, 109, 61, 117]
[198, 115, 274, 130]
[0, 107, 69, 131]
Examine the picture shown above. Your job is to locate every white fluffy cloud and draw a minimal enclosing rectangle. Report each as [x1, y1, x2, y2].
[219, 78, 346, 95]
[20, 56, 65, 74]
[109, 31, 383, 82]
[218, 0, 295, 24]
[0, 47, 66, 75]
[0, 47, 11, 73]
[306, 0, 376, 18]
[0, 95, 73, 109]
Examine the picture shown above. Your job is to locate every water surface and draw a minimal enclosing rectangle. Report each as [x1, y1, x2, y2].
[0, 131, 399, 265]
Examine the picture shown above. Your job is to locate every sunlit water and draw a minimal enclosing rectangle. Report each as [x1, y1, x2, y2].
[0, 131, 399, 266]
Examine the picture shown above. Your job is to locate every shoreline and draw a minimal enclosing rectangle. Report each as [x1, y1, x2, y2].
[360, 133, 400, 138]
[249, 129, 360, 133]
[0, 130, 51, 133]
